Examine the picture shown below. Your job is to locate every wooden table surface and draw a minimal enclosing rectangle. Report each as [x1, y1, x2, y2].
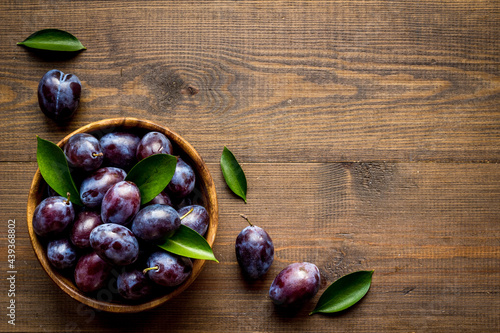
[1, 1, 499, 332]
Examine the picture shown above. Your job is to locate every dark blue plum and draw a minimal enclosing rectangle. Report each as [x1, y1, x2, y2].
[79, 167, 127, 208]
[131, 204, 180, 242]
[145, 251, 192, 287]
[47, 238, 78, 270]
[70, 211, 103, 248]
[117, 269, 154, 300]
[269, 262, 320, 307]
[46, 185, 58, 198]
[100, 181, 141, 225]
[99, 132, 140, 170]
[178, 205, 209, 236]
[89, 224, 139, 266]
[64, 133, 103, 172]
[74, 252, 112, 293]
[147, 191, 172, 207]
[175, 196, 193, 210]
[235, 220, 274, 279]
[167, 158, 195, 198]
[32, 196, 75, 237]
[37, 69, 81, 122]
[136, 132, 173, 161]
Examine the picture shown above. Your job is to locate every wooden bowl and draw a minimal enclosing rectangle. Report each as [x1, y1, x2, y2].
[27, 117, 218, 313]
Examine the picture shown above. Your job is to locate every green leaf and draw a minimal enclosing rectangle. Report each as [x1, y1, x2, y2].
[310, 270, 374, 315]
[220, 146, 247, 202]
[157, 225, 218, 262]
[125, 154, 177, 205]
[17, 29, 86, 52]
[36, 136, 82, 206]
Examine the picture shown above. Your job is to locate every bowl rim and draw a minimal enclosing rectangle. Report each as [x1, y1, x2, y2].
[26, 117, 218, 313]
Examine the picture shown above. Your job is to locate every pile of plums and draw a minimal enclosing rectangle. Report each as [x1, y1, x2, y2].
[33, 130, 210, 301]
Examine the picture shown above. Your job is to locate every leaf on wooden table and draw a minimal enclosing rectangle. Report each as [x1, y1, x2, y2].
[36, 136, 82, 206]
[220, 146, 247, 202]
[310, 270, 374, 315]
[17, 29, 86, 51]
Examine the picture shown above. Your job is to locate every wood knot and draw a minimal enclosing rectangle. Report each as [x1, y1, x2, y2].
[181, 86, 199, 96]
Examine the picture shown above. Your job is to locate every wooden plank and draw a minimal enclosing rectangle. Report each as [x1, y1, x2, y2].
[1, 0, 499, 332]
[0, 1, 498, 163]
[1, 161, 498, 332]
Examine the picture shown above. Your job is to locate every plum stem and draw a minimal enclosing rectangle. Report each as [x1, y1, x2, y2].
[239, 214, 253, 227]
[65, 192, 71, 205]
[143, 266, 159, 274]
[92, 152, 103, 157]
[180, 207, 194, 220]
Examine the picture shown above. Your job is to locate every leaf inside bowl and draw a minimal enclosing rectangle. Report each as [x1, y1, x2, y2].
[36, 136, 83, 206]
[158, 225, 218, 262]
[125, 154, 177, 204]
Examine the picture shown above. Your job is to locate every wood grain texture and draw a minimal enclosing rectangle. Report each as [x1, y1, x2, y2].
[0, 0, 499, 332]
[0, 1, 499, 163]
